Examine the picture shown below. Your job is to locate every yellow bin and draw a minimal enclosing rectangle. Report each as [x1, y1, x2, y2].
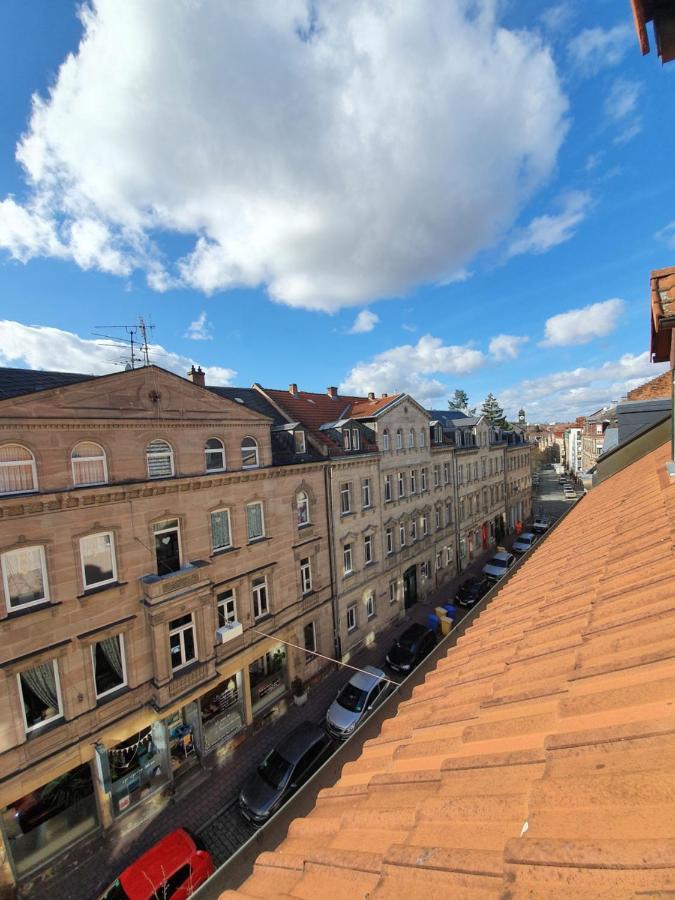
[435, 606, 447, 620]
[440, 615, 453, 636]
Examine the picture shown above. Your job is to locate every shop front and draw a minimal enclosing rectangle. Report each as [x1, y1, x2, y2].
[97, 723, 170, 818]
[200, 672, 245, 752]
[1, 763, 99, 879]
[249, 647, 287, 718]
[164, 704, 201, 777]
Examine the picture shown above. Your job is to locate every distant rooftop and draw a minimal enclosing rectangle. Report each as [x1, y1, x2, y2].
[0, 366, 95, 401]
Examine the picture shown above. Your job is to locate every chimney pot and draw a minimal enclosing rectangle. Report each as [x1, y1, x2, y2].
[187, 365, 206, 388]
[368, 392, 375, 401]
[327, 386, 338, 398]
[381, 392, 388, 399]
[289, 383, 298, 395]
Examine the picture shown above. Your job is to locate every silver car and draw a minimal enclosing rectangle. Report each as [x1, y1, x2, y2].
[325, 665, 388, 740]
[513, 532, 536, 555]
[482, 550, 515, 581]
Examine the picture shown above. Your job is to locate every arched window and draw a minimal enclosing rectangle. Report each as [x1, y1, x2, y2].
[241, 437, 259, 469]
[396, 429, 403, 450]
[205, 438, 225, 472]
[146, 439, 174, 479]
[0, 444, 37, 495]
[408, 428, 415, 448]
[382, 429, 390, 451]
[71, 441, 107, 486]
[297, 491, 310, 527]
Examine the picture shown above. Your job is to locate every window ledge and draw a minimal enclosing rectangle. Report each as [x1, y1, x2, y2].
[297, 522, 312, 530]
[343, 570, 355, 579]
[248, 535, 271, 545]
[364, 560, 376, 567]
[254, 613, 273, 625]
[78, 581, 127, 600]
[25, 716, 65, 741]
[95, 685, 130, 708]
[211, 546, 239, 558]
[340, 510, 354, 518]
[5, 600, 61, 621]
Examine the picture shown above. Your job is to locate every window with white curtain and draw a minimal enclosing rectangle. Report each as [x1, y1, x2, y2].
[246, 502, 265, 541]
[71, 441, 107, 486]
[205, 438, 226, 471]
[211, 509, 232, 551]
[92, 634, 126, 698]
[169, 614, 197, 671]
[296, 491, 310, 526]
[146, 439, 174, 479]
[80, 532, 117, 590]
[1, 546, 49, 610]
[18, 660, 62, 732]
[0, 444, 37, 495]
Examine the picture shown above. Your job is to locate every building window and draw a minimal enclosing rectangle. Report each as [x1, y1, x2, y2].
[1, 546, 49, 611]
[410, 469, 417, 494]
[362, 478, 371, 508]
[364, 534, 373, 565]
[352, 428, 360, 450]
[80, 532, 117, 590]
[443, 463, 450, 485]
[146, 439, 174, 479]
[252, 576, 269, 619]
[398, 471, 405, 498]
[246, 502, 265, 541]
[446, 501, 453, 524]
[410, 520, 417, 542]
[382, 429, 390, 451]
[294, 431, 306, 454]
[385, 528, 393, 554]
[0, 444, 37, 495]
[153, 519, 181, 576]
[419, 429, 426, 448]
[399, 524, 406, 547]
[300, 557, 312, 594]
[169, 614, 197, 672]
[482, 459, 487, 479]
[433, 465, 440, 487]
[421, 468, 427, 491]
[217, 589, 237, 626]
[473, 462, 478, 480]
[304, 621, 316, 662]
[458, 464, 463, 485]
[241, 437, 259, 468]
[435, 507, 441, 529]
[343, 544, 353, 575]
[384, 474, 392, 502]
[396, 429, 403, 450]
[297, 490, 310, 526]
[366, 593, 375, 619]
[420, 560, 430, 579]
[389, 581, 397, 604]
[346, 605, 356, 632]
[203, 438, 225, 472]
[435, 425, 443, 444]
[422, 516, 428, 536]
[445, 546, 452, 566]
[340, 482, 352, 514]
[71, 441, 107, 486]
[18, 660, 62, 733]
[92, 634, 126, 699]
[211, 509, 232, 552]
[343, 428, 351, 451]
[436, 551, 442, 570]
[408, 429, 415, 448]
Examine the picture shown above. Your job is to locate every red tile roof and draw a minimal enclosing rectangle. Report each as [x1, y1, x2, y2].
[650, 267, 675, 362]
[223, 438, 675, 898]
[631, 0, 675, 62]
[627, 370, 672, 401]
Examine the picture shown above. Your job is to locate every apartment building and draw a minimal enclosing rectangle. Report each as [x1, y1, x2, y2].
[581, 406, 617, 472]
[504, 429, 534, 530]
[0, 366, 333, 887]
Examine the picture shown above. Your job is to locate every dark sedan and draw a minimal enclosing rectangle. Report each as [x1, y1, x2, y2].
[385, 624, 437, 674]
[455, 575, 491, 608]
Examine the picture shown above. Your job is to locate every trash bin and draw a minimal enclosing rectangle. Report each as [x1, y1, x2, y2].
[427, 613, 441, 633]
[440, 615, 453, 636]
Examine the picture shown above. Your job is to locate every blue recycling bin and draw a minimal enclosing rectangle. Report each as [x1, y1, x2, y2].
[427, 613, 441, 632]
[442, 603, 460, 619]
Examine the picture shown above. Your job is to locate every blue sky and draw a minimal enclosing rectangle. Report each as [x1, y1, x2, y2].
[0, 0, 673, 421]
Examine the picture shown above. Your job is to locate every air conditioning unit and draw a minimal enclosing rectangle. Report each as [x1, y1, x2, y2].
[215, 621, 243, 644]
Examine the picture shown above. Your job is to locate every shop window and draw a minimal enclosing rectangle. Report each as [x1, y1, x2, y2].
[71, 442, 107, 486]
[106, 725, 168, 817]
[304, 621, 316, 662]
[200, 674, 244, 751]
[246, 502, 265, 541]
[92, 635, 126, 699]
[296, 491, 310, 526]
[211, 509, 232, 552]
[252, 576, 269, 619]
[18, 661, 62, 733]
[205, 438, 226, 472]
[146, 439, 174, 479]
[0, 444, 37, 495]
[153, 519, 181, 576]
[241, 437, 259, 469]
[80, 532, 117, 591]
[169, 614, 197, 672]
[1, 546, 49, 611]
[217, 589, 237, 626]
[249, 648, 287, 716]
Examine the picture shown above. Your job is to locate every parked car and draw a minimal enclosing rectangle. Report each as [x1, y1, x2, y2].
[385, 624, 437, 673]
[482, 551, 515, 581]
[239, 722, 331, 825]
[455, 575, 492, 608]
[532, 516, 551, 534]
[513, 532, 537, 555]
[98, 828, 213, 900]
[326, 665, 388, 740]
[564, 487, 576, 499]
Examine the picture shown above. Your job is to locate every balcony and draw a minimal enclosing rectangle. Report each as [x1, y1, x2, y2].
[140, 560, 211, 604]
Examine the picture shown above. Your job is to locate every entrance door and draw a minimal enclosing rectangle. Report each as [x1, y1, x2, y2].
[403, 566, 417, 609]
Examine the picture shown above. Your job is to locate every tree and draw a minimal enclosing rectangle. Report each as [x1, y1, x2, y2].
[481, 393, 508, 428]
[448, 389, 475, 415]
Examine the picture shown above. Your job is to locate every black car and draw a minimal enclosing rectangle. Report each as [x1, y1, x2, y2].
[238, 722, 331, 825]
[385, 624, 437, 673]
[455, 575, 491, 608]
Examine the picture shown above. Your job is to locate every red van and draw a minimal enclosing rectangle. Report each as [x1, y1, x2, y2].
[99, 828, 214, 900]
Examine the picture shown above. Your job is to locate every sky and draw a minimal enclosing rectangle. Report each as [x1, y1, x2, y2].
[0, 0, 673, 423]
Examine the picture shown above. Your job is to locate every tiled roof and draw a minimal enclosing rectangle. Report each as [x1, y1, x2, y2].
[207, 386, 286, 427]
[349, 395, 401, 418]
[627, 370, 672, 402]
[650, 267, 675, 362]
[224, 438, 675, 899]
[0, 366, 94, 400]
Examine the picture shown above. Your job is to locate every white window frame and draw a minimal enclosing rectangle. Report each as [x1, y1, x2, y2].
[384, 475, 392, 502]
[205, 438, 226, 472]
[382, 430, 390, 451]
[297, 491, 310, 527]
[352, 428, 360, 451]
[410, 520, 417, 542]
[419, 429, 426, 448]
[343, 428, 351, 451]
[389, 581, 397, 604]
[366, 593, 375, 619]
[434, 465, 440, 487]
[364, 534, 373, 565]
[252, 576, 269, 619]
[241, 437, 260, 469]
[146, 439, 174, 479]
[211, 508, 232, 552]
[445, 546, 452, 566]
[0, 444, 37, 495]
[300, 557, 312, 594]
[92, 633, 127, 700]
[435, 507, 441, 529]
[169, 613, 198, 672]
[362, 478, 371, 509]
[421, 468, 428, 491]
[436, 551, 442, 570]
[294, 431, 306, 454]
[398, 471, 405, 498]
[80, 531, 117, 591]
[399, 524, 406, 547]
[18, 659, 63, 733]
[396, 429, 403, 450]
[422, 515, 428, 536]
[340, 482, 352, 515]
[444, 463, 450, 485]
[346, 605, 357, 632]
[217, 588, 237, 626]
[408, 429, 415, 449]
[385, 528, 393, 555]
[246, 501, 265, 542]
[153, 518, 182, 574]
[410, 470, 417, 494]
[343, 543, 353, 575]
[71, 441, 108, 486]
[1, 545, 49, 611]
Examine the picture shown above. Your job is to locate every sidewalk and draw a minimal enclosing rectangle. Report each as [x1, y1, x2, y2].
[20, 540, 509, 900]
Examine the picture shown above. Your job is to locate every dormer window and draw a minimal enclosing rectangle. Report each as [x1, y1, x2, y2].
[352, 428, 360, 451]
[294, 431, 306, 454]
[343, 428, 351, 451]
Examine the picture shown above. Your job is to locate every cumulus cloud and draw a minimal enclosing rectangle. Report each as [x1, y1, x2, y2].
[507, 190, 591, 258]
[539, 298, 624, 347]
[185, 311, 213, 341]
[0, 0, 568, 311]
[349, 310, 379, 334]
[500, 352, 668, 422]
[489, 334, 529, 361]
[539, 4, 576, 35]
[568, 23, 632, 77]
[340, 334, 485, 404]
[604, 79, 642, 144]
[0, 320, 235, 385]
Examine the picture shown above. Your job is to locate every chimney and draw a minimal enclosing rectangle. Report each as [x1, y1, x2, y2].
[289, 383, 298, 396]
[187, 365, 205, 388]
[368, 392, 375, 401]
[327, 386, 338, 398]
[381, 392, 388, 399]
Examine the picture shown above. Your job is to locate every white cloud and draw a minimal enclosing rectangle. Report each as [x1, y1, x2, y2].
[0, 320, 235, 385]
[540, 4, 576, 34]
[539, 298, 625, 347]
[489, 334, 529, 361]
[656, 220, 675, 249]
[340, 334, 485, 404]
[568, 23, 632, 77]
[0, 0, 568, 311]
[500, 352, 668, 421]
[349, 310, 379, 334]
[507, 190, 591, 258]
[604, 78, 642, 144]
[185, 311, 213, 341]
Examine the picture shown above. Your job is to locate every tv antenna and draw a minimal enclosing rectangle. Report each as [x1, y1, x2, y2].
[93, 316, 155, 369]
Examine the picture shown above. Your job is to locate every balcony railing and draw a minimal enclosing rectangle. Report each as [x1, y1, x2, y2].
[140, 560, 210, 603]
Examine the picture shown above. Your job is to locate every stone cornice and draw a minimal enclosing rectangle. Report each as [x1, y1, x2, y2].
[0, 419, 271, 430]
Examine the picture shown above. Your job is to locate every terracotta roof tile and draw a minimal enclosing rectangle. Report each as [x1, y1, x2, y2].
[224, 439, 675, 898]
[626, 369, 672, 401]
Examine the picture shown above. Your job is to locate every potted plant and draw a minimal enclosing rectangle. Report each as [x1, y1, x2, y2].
[291, 677, 307, 707]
